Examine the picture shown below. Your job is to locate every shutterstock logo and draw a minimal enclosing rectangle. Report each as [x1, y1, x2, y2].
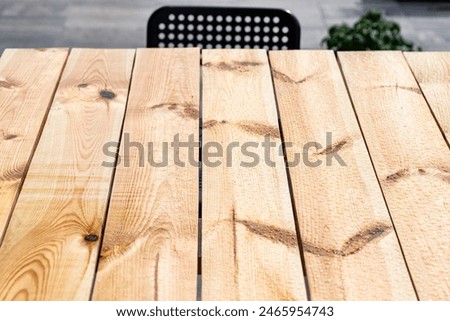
[102, 132, 347, 168]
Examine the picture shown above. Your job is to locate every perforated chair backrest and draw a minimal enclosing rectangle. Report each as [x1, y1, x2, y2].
[147, 6, 301, 50]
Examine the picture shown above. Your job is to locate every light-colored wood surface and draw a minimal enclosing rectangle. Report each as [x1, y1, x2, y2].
[338, 51, 450, 300]
[0, 48, 68, 241]
[270, 50, 417, 300]
[201, 49, 307, 300]
[93, 48, 200, 301]
[0, 49, 135, 300]
[404, 52, 450, 146]
[0, 48, 449, 301]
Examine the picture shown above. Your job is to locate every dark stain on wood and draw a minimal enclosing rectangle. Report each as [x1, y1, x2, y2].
[386, 166, 450, 184]
[151, 103, 169, 109]
[99, 90, 116, 100]
[151, 103, 177, 110]
[342, 224, 392, 255]
[378, 85, 421, 94]
[272, 69, 313, 85]
[236, 220, 298, 248]
[397, 85, 422, 94]
[317, 137, 352, 156]
[149, 102, 199, 119]
[84, 234, 99, 242]
[203, 60, 262, 72]
[78, 83, 88, 88]
[303, 223, 392, 257]
[0, 129, 20, 141]
[35, 48, 47, 52]
[397, 86, 421, 94]
[0, 80, 15, 89]
[235, 61, 262, 67]
[302, 242, 340, 257]
[183, 107, 199, 120]
[237, 121, 280, 138]
[386, 168, 409, 182]
[232, 205, 237, 260]
[203, 119, 227, 129]
[0, 163, 26, 181]
[154, 253, 160, 301]
[3, 134, 19, 140]
[203, 120, 218, 129]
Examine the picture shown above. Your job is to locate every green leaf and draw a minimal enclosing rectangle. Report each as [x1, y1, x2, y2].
[323, 10, 421, 51]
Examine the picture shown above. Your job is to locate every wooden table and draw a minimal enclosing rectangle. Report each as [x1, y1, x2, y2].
[0, 48, 448, 301]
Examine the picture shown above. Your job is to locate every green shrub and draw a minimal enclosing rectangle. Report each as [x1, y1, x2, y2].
[322, 11, 422, 51]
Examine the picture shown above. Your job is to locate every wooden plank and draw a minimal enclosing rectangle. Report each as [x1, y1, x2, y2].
[0, 49, 135, 300]
[269, 50, 417, 300]
[338, 51, 450, 300]
[404, 52, 450, 146]
[0, 48, 68, 241]
[92, 48, 200, 301]
[201, 49, 307, 300]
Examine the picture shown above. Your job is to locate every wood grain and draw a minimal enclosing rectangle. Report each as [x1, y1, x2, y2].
[0, 48, 68, 241]
[201, 49, 307, 300]
[338, 51, 450, 300]
[269, 50, 417, 300]
[404, 52, 450, 146]
[0, 49, 135, 300]
[92, 48, 200, 301]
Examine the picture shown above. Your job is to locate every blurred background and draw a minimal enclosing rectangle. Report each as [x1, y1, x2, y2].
[0, 0, 449, 53]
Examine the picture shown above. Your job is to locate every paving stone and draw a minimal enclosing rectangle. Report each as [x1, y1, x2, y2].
[0, 0, 447, 51]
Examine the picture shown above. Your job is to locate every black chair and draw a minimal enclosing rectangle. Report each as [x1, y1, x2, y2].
[147, 6, 300, 50]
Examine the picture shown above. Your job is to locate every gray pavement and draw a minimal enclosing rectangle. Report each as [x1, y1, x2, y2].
[0, 0, 449, 54]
